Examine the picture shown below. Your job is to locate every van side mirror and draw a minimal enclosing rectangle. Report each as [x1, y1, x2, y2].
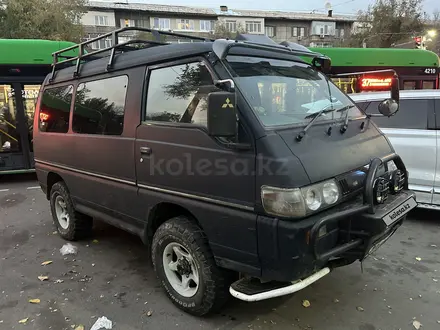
[207, 91, 237, 137]
[378, 99, 399, 117]
[378, 75, 399, 117]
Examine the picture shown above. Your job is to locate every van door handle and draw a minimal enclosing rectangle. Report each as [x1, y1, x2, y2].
[140, 147, 152, 155]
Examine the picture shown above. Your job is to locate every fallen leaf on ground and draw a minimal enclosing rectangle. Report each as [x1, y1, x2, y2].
[413, 320, 422, 329]
[41, 261, 53, 266]
[18, 318, 29, 324]
[415, 257, 422, 261]
[74, 325, 85, 330]
[356, 306, 364, 312]
[38, 276, 49, 281]
[29, 299, 40, 304]
[302, 300, 311, 308]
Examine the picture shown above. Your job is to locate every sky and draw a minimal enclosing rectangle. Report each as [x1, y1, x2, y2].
[101, 0, 439, 15]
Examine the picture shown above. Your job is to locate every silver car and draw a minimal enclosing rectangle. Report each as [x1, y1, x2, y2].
[350, 89, 440, 209]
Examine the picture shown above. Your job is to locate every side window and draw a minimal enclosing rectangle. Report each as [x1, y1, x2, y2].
[72, 75, 128, 135]
[366, 99, 429, 129]
[145, 61, 215, 126]
[39, 85, 73, 133]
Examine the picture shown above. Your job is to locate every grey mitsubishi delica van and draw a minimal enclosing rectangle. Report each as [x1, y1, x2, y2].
[33, 28, 416, 316]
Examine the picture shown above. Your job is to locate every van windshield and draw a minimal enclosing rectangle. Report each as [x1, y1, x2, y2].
[226, 55, 364, 127]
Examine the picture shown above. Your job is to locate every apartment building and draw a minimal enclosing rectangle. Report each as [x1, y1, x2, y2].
[82, 1, 357, 49]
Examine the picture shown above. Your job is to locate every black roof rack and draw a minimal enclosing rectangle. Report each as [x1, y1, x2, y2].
[49, 27, 214, 82]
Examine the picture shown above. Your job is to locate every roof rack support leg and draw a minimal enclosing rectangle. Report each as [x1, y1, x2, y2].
[152, 30, 161, 42]
[107, 48, 116, 71]
[49, 53, 58, 83]
[73, 44, 84, 78]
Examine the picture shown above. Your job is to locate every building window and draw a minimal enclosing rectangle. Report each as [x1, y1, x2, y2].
[87, 37, 112, 50]
[314, 24, 334, 36]
[265, 26, 276, 37]
[120, 19, 135, 27]
[200, 20, 214, 31]
[39, 85, 73, 133]
[246, 21, 262, 33]
[225, 20, 237, 32]
[72, 75, 128, 135]
[153, 18, 171, 30]
[94, 16, 109, 26]
[292, 27, 306, 37]
[145, 62, 215, 126]
[177, 19, 195, 30]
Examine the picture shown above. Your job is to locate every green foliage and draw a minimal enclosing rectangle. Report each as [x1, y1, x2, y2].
[348, 0, 426, 48]
[0, 0, 87, 42]
[213, 22, 246, 39]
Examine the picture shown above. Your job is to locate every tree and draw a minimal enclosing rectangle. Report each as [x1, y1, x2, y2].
[214, 21, 246, 39]
[0, 0, 87, 42]
[347, 0, 426, 48]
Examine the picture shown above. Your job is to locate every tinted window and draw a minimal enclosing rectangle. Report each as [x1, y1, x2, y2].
[39, 85, 73, 133]
[364, 99, 429, 129]
[72, 76, 128, 135]
[145, 62, 215, 126]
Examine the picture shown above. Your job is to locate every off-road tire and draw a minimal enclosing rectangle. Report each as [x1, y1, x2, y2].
[50, 181, 93, 240]
[152, 216, 232, 316]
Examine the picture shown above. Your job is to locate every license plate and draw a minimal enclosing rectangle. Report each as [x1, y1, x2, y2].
[382, 197, 417, 226]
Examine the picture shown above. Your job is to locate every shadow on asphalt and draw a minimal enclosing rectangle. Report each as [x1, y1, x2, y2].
[0, 172, 37, 183]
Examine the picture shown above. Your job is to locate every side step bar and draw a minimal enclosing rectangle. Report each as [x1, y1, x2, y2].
[229, 267, 331, 302]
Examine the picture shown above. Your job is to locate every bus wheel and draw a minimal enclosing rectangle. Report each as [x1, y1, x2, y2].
[152, 216, 231, 316]
[49, 182, 93, 240]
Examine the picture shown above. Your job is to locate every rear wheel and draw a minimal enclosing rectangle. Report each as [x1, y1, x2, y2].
[50, 181, 93, 240]
[152, 216, 232, 316]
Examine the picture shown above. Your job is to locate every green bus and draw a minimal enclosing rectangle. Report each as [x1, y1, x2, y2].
[0, 39, 77, 174]
[308, 47, 440, 94]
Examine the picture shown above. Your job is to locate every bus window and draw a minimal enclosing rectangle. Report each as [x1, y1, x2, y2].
[422, 81, 435, 89]
[403, 81, 416, 90]
[0, 84, 21, 153]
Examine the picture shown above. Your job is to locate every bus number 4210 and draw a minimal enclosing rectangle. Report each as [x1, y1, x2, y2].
[424, 68, 437, 74]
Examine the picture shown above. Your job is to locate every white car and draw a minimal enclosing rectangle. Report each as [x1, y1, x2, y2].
[350, 89, 440, 209]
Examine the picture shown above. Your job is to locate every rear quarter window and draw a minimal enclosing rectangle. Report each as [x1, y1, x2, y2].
[357, 99, 430, 130]
[39, 85, 73, 133]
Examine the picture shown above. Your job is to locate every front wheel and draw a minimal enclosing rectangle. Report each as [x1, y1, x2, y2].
[152, 217, 232, 316]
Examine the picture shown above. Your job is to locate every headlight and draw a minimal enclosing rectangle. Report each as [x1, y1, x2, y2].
[261, 179, 341, 218]
[322, 182, 340, 205]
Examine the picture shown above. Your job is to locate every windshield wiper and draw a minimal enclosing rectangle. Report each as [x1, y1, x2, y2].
[338, 105, 356, 134]
[296, 107, 335, 142]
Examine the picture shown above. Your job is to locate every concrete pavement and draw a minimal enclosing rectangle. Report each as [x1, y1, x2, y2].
[1, 174, 439, 330]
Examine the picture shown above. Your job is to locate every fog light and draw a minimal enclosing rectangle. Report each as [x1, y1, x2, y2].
[318, 225, 327, 238]
[391, 170, 405, 194]
[374, 178, 389, 204]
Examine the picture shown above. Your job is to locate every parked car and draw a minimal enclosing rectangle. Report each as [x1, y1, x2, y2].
[350, 89, 440, 209]
[33, 28, 415, 316]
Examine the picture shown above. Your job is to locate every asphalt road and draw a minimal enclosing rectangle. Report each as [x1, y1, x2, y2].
[1, 174, 439, 330]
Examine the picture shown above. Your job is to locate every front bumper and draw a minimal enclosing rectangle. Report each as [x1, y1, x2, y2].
[257, 155, 417, 282]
